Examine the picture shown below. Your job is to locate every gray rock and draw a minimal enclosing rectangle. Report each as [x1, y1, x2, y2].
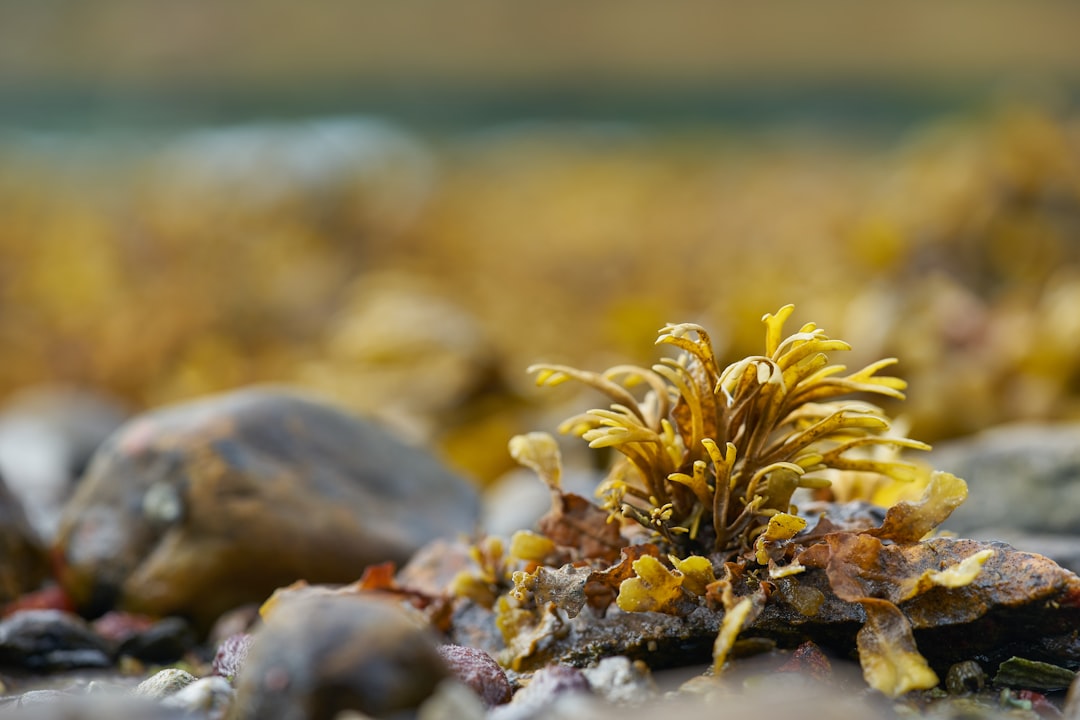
[416, 680, 486, 720]
[931, 423, 1080, 571]
[581, 656, 655, 705]
[161, 676, 234, 719]
[489, 666, 592, 720]
[0, 385, 127, 540]
[932, 423, 1080, 534]
[230, 594, 449, 720]
[14, 690, 68, 707]
[0, 693, 191, 720]
[53, 387, 480, 628]
[133, 668, 197, 699]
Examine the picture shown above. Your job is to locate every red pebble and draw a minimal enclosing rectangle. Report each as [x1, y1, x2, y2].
[436, 644, 513, 707]
[1014, 689, 1063, 719]
[776, 640, 833, 681]
[2, 584, 76, 617]
[91, 611, 157, 644]
[213, 633, 255, 682]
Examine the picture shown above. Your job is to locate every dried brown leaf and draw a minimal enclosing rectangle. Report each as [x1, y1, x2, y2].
[867, 471, 967, 543]
[537, 492, 625, 563]
[583, 544, 660, 613]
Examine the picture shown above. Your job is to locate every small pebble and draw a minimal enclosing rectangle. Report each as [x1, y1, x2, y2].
[945, 660, 986, 694]
[0, 610, 112, 671]
[489, 665, 591, 720]
[416, 679, 486, 720]
[213, 632, 254, 682]
[162, 676, 235, 719]
[230, 594, 449, 720]
[582, 656, 655, 704]
[436, 644, 512, 707]
[133, 668, 197, 699]
[117, 616, 196, 664]
[16, 689, 67, 707]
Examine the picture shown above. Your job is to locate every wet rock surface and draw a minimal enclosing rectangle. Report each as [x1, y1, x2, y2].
[443, 536, 1080, 679]
[230, 593, 450, 719]
[53, 386, 480, 627]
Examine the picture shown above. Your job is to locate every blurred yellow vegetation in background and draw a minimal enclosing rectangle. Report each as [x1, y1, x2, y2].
[1, 107, 1079, 483]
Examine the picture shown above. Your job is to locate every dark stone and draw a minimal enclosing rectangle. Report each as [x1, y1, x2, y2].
[0, 473, 48, 606]
[115, 616, 197, 664]
[230, 594, 449, 720]
[53, 387, 480, 628]
[0, 610, 112, 672]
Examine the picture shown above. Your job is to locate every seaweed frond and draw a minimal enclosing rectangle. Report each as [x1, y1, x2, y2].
[528, 304, 925, 559]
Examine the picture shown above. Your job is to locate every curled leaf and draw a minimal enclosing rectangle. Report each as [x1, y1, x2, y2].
[670, 554, 716, 596]
[868, 471, 967, 543]
[857, 598, 939, 697]
[583, 544, 660, 613]
[509, 432, 563, 490]
[538, 492, 625, 563]
[713, 596, 755, 673]
[616, 555, 688, 614]
[509, 530, 558, 564]
[897, 548, 995, 602]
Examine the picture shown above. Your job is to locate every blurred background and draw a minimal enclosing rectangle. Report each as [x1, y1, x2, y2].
[2, 0, 1080, 485]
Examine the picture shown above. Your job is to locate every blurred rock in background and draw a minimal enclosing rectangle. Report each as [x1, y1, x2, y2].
[0, 386, 128, 539]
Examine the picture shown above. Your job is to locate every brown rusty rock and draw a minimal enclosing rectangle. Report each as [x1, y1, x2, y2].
[230, 594, 449, 720]
[53, 387, 480, 628]
[0, 473, 47, 605]
[901, 538, 1080, 627]
[455, 538, 1080, 674]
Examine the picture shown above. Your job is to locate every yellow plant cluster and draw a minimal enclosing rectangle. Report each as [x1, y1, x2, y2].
[530, 305, 928, 557]
[494, 306, 994, 699]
